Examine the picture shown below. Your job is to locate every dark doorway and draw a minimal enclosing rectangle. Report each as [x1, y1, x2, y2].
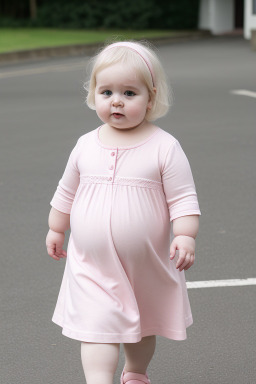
[235, 0, 244, 28]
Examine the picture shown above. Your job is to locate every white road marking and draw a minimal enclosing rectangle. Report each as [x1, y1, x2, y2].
[230, 89, 256, 98]
[0, 62, 85, 79]
[186, 278, 256, 289]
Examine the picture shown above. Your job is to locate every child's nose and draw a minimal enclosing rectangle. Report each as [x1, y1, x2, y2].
[112, 95, 124, 107]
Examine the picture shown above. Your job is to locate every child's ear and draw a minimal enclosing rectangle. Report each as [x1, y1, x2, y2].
[148, 87, 156, 110]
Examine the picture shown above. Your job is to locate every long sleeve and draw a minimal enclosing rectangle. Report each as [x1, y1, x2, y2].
[161, 140, 201, 222]
[50, 140, 81, 214]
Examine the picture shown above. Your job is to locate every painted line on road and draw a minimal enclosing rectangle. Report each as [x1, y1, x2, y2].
[230, 89, 256, 98]
[186, 278, 256, 289]
[0, 62, 85, 79]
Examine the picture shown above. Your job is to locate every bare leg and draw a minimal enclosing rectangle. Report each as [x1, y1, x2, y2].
[81, 342, 120, 384]
[123, 335, 156, 374]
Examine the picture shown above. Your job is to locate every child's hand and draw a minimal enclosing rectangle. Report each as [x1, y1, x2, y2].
[170, 235, 195, 272]
[46, 229, 67, 261]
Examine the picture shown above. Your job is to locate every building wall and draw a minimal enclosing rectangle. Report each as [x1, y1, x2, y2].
[214, 0, 234, 32]
[244, 0, 256, 38]
[199, 0, 234, 34]
[199, 0, 211, 29]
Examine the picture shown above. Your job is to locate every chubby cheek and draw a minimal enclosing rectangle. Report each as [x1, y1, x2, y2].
[128, 103, 148, 121]
[95, 99, 109, 121]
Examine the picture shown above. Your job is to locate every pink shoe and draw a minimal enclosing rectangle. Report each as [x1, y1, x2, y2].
[120, 369, 151, 384]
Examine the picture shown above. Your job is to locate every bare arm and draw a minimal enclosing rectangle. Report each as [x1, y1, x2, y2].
[172, 215, 199, 239]
[48, 207, 70, 233]
[170, 215, 199, 272]
[46, 207, 70, 261]
[46, 138, 81, 260]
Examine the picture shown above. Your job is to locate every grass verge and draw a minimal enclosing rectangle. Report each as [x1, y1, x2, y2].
[0, 28, 192, 53]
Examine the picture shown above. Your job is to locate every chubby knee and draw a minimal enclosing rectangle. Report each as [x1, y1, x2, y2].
[124, 335, 156, 350]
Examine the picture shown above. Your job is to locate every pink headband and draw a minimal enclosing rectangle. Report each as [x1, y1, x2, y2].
[103, 42, 155, 86]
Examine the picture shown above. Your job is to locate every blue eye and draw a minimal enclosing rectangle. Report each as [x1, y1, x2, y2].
[102, 90, 112, 96]
[124, 90, 136, 96]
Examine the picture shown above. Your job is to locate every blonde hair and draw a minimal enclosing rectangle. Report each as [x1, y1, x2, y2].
[85, 40, 172, 121]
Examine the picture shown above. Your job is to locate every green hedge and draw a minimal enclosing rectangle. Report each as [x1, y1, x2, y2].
[0, 0, 199, 30]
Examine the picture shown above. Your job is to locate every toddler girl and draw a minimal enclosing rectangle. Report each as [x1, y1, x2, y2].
[46, 41, 200, 384]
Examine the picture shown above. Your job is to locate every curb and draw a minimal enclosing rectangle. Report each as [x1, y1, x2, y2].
[0, 31, 212, 66]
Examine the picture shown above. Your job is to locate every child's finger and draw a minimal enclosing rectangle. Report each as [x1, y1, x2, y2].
[59, 250, 67, 258]
[169, 242, 177, 260]
[47, 245, 60, 261]
[56, 246, 66, 258]
[178, 253, 192, 271]
[48, 249, 60, 261]
[47, 245, 55, 257]
[176, 249, 187, 269]
[184, 254, 195, 270]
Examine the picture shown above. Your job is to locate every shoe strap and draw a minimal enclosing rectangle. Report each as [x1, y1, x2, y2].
[122, 371, 150, 384]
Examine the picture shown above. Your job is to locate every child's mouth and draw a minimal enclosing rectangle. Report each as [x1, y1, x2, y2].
[112, 113, 123, 119]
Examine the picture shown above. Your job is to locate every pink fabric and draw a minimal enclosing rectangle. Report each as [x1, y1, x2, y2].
[51, 126, 201, 343]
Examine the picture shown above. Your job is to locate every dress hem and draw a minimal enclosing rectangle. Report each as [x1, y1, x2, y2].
[52, 314, 193, 343]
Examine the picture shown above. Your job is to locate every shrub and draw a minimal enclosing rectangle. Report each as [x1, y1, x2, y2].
[0, 0, 200, 29]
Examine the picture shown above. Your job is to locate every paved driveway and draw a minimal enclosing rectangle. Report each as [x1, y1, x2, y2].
[0, 36, 255, 383]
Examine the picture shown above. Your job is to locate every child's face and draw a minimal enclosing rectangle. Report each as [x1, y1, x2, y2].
[94, 63, 152, 130]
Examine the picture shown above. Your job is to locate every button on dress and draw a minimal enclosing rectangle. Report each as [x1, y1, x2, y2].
[50, 126, 201, 343]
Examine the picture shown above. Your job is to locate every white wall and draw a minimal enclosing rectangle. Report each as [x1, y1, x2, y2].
[199, 0, 234, 34]
[244, 0, 256, 38]
[199, 0, 211, 29]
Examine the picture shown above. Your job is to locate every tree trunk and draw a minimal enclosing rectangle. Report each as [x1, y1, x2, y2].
[30, 0, 37, 20]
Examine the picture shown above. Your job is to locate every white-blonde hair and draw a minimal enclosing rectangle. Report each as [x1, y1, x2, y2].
[84, 40, 172, 121]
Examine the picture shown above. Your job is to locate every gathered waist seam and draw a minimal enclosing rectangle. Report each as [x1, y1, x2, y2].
[80, 175, 163, 191]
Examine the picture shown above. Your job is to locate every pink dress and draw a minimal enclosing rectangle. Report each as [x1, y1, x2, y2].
[50, 126, 201, 343]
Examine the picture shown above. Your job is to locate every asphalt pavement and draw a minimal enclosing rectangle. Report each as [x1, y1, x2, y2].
[0, 36, 255, 384]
